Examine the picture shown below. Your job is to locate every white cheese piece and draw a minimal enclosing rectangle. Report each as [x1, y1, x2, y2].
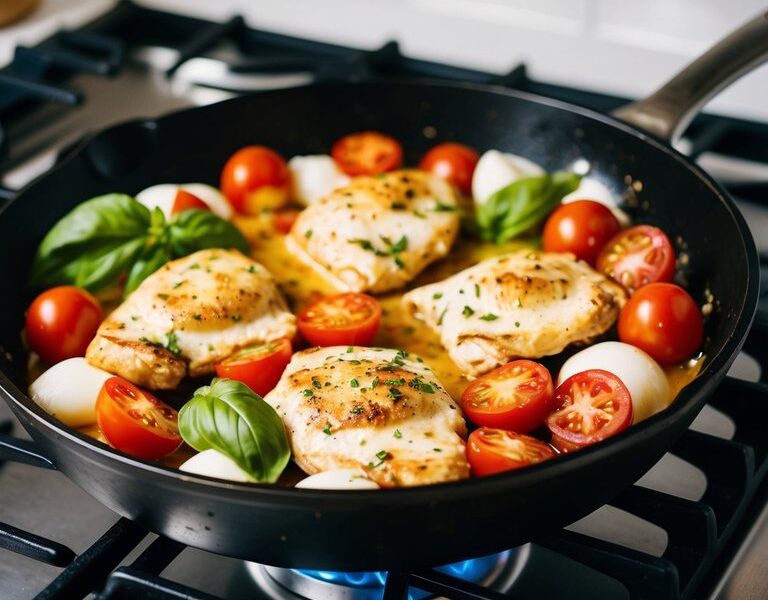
[28, 357, 112, 427]
[561, 177, 630, 225]
[136, 183, 233, 220]
[179, 449, 255, 482]
[557, 341, 671, 423]
[288, 154, 350, 205]
[471, 150, 545, 206]
[295, 468, 380, 490]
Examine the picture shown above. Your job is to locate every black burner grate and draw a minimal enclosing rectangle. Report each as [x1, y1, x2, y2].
[1, 2, 768, 599]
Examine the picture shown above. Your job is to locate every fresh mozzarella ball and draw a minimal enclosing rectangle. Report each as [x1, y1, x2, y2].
[558, 342, 671, 423]
[179, 449, 255, 483]
[136, 183, 233, 220]
[288, 155, 350, 205]
[471, 150, 545, 206]
[28, 357, 112, 427]
[561, 177, 630, 225]
[295, 469, 380, 490]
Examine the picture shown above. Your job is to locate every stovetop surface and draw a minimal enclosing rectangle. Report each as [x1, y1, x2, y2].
[1, 3, 768, 599]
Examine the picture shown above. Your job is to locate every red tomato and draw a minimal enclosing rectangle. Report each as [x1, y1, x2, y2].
[220, 146, 290, 214]
[542, 200, 621, 265]
[618, 282, 703, 365]
[297, 293, 381, 347]
[596, 225, 675, 292]
[419, 142, 479, 195]
[546, 370, 632, 451]
[96, 377, 182, 460]
[171, 189, 209, 215]
[215, 338, 293, 396]
[331, 131, 403, 176]
[25, 286, 102, 365]
[467, 428, 556, 476]
[272, 209, 301, 234]
[461, 360, 554, 433]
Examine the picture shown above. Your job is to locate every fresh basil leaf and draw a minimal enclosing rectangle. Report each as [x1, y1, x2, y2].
[168, 209, 249, 256]
[476, 171, 581, 244]
[30, 194, 152, 291]
[178, 378, 290, 483]
[124, 241, 172, 297]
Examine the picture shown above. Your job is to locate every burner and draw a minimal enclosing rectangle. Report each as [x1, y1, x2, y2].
[246, 546, 530, 600]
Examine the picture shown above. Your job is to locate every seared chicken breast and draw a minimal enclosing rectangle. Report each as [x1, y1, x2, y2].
[264, 346, 469, 487]
[86, 249, 295, 389]
[287, 169, 460, 293]
[403, 250, 627, 376]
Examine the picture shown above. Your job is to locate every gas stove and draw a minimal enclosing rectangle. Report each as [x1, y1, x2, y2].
[1, 3, 767, 599]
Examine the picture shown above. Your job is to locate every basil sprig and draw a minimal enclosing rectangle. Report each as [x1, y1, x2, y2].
[178, 378, 290, 483]
[475, 171, 581, 244]
[29, 193, 249, 296]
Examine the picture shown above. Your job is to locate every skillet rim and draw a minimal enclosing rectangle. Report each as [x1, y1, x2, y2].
[0, 78, 759, 504]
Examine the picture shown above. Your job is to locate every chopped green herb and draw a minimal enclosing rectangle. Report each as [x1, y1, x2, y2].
[389, 235, 408, 254]
[130, 315, 139, 321]
[350, 378, 359, 388]
[437, 307, 448, 325]
[480, 313, 499, 321]
[207, 343, 215, 351]
[312, 377, 322, 389]
[385, 378, 406, 386]
[231, 315, 242, 322]
[431, 201, 458, 212]
[432, 292, 443, 300]
[391, 202, 406, 210]
[346, 346, 354, 353]
[247, 265, 256, 274]
[376, 450, 389, 460]
[516, 297, 523, 308]
[157, 293, 170, 301]
[323, 422, 332, 436]
[165, 331, 181, 357]
[193, 314, 202, 321]
[305, 229, 313, 239]
[188, 263, 201, 270]
[388, 387, 403, 400]
[393, 429, 403, 439]
[413, 210, 427, 219]
[303, 389, 314, 397]
[348, 238, 375, 251]
[462, 305, 475, 317]
[433, 448, 443, 452]
[474, 283, 481, 298]
[173, 280, 186, 289]
[371, 376, 380, 389]
[515, 321, 521, 328]
[394, 255, 405, 269]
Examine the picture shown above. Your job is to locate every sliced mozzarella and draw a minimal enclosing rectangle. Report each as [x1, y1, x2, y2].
[295, 469, 380, 490]
[471, 150, 545, 206]
[136, 183, 233, 220]
[28, 358, 112, 427]
[288, 155, 350, 205]
[561, 177, 630, 225]
[557, 341, 671, 423]
[179, 449, 255, 482]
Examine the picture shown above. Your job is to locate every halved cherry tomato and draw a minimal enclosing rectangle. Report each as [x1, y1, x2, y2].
[171, 189, 209, 215]
[467, 427, 556, 476]
[419, 142, 479, 195]
[272, 209, 301, 234]
[461, 360, 554, 433]
[546, 369, 632, 452]
[25, 286, 102, 365]
[220, 146, 290, 214]
[596, 225, 675, 293]
[297, 292, 381, 347]
[542, 200, 621, 265]
[618, 282, 703, 365]
[96, 377, 182, 460]
[331, 131, 403, 176]
[215, 338, 293, 396]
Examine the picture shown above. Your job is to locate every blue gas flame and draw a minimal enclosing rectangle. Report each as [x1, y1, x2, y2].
[297, 551, 510, 599]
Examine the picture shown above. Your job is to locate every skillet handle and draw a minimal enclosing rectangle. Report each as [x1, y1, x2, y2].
[612, 10, 768, 142]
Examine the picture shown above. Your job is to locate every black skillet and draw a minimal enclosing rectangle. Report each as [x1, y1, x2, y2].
[0, 12, 765, 571]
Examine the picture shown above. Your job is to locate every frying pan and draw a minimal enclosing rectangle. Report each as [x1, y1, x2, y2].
[0, 12, 765, 571]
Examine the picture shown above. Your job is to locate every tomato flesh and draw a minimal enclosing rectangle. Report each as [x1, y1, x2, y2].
[220, 146, 290, 214]
[542, 200, 621, 265]
[297, 293, 381, 347]
[618, 282, 703, 365]
[25, 286, 102, 365]
[171, 189, 209, 214]
[419, 142, 479, 195]
[215, 338, 293, 396]
[332, 131, 403, 176]
[467, 428, 556, 476]
[596, 225, 675, 292]
[461, 360, 554, 433]
[272, 209, 301, 234]
[546, 369, 632, 451]
[96, 377, 182, 460]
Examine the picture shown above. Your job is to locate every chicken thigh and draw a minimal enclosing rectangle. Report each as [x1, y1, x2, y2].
[85, 249, 295, 389]
[403, 250, 627, 376]
[287, 169, 460, 293]
[264, 346, 469, 487]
